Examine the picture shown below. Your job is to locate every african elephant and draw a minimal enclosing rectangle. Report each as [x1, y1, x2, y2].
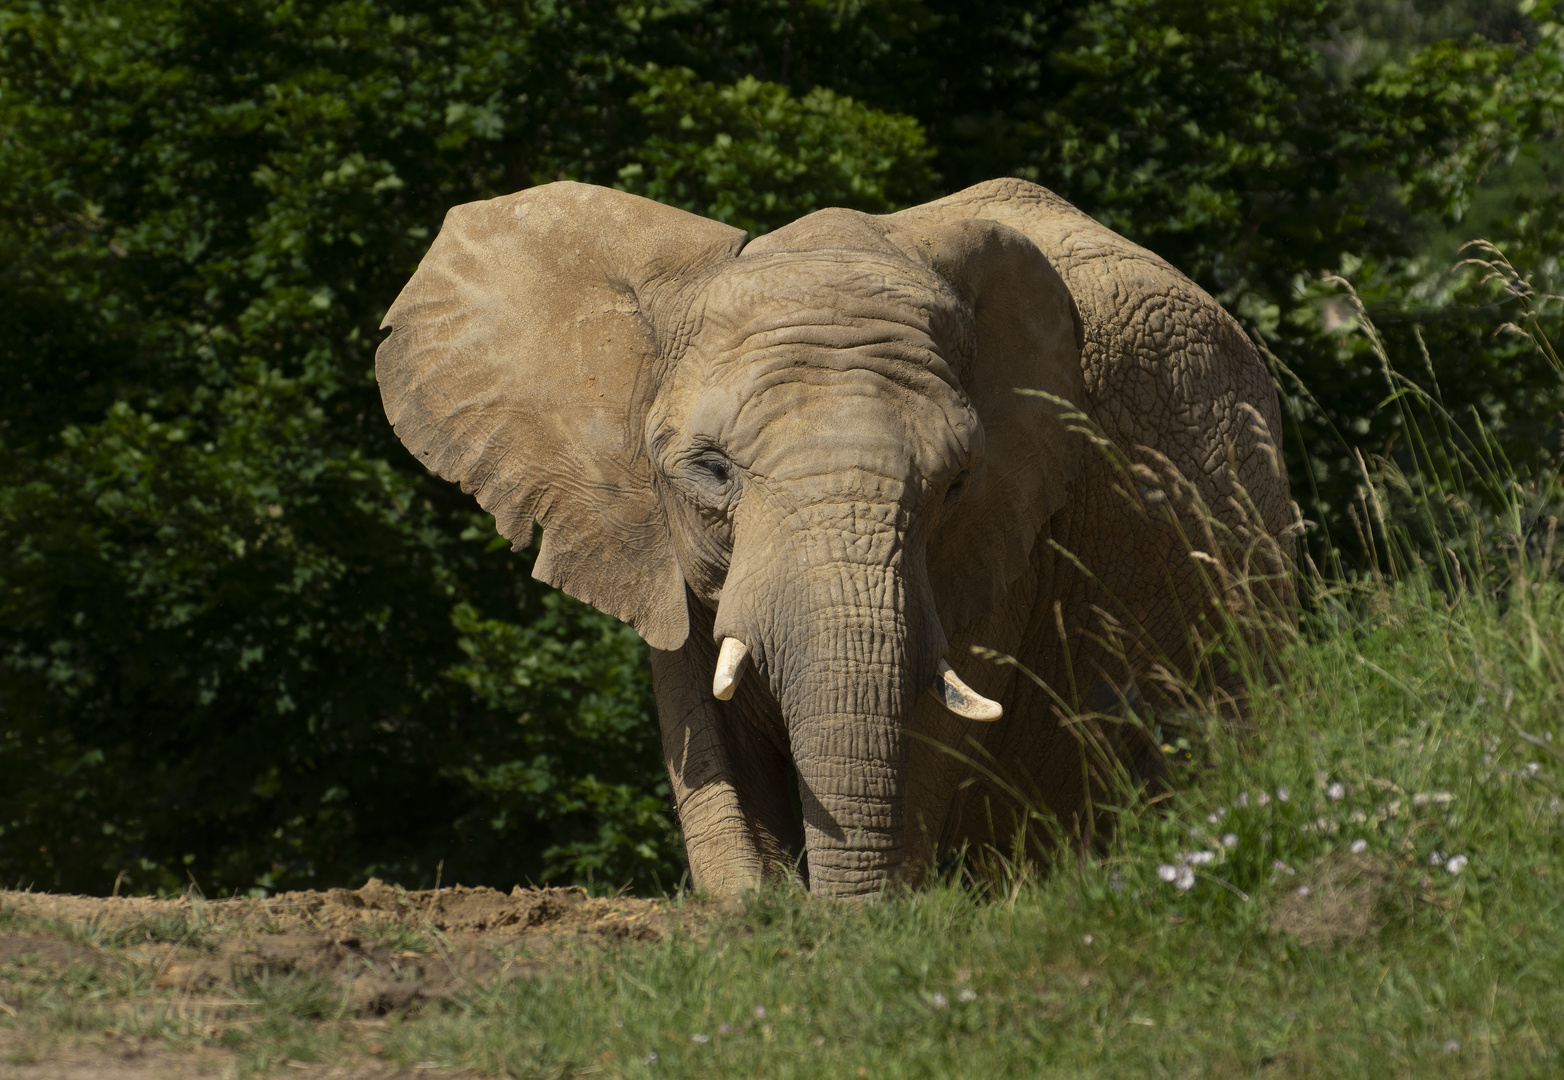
[375, 177, 1293, 899]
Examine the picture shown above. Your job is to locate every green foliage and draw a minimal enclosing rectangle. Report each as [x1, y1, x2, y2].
[1276, 18, 1564, 547]
[0, 0, 626, 895]
[619, 66, 935, 233]
[445, 594, 680, 889]
[1, 0, 1562, 898]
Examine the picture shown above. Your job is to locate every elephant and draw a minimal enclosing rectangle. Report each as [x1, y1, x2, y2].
[375, 177, 1294, 899]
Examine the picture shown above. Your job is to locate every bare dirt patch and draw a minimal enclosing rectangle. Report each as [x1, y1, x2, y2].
[1269, 854, 1408, 948]
[5, 877, 673, 942]
[0, 879, 703, 1078]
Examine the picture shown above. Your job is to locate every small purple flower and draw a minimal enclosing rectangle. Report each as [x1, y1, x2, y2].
[718, 1023, 730, 1035]
[1296, 885, 1311, 898]
[754, 1005, 767, 1019]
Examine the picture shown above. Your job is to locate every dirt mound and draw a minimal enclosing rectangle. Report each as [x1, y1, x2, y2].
[319, 878, 601, 934]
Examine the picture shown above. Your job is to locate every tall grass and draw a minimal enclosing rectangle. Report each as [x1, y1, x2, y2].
[1001, 240, 1564, 889]
[1054, 241, 1564, 908]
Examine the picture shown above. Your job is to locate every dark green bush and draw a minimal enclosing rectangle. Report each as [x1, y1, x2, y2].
[1, 0, 1558, 895]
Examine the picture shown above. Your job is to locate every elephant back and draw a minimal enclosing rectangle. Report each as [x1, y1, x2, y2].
[891, 179, 1291, 559]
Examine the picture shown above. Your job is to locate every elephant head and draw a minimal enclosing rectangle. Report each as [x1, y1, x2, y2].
[377, 182, 1085, 897]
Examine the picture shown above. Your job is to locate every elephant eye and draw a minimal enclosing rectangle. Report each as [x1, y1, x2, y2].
[688, 450, 734, 489]
[943, 471, 969, 509]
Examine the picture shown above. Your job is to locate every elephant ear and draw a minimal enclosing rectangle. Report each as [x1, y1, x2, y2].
[376, 182, 747, 650]
[883, 217, 1086, 633]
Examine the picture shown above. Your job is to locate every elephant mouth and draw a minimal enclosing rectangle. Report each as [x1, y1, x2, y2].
[709, 636, 1001, 721]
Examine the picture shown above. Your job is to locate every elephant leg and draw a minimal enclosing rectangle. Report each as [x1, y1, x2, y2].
[649, 596, 804, 894]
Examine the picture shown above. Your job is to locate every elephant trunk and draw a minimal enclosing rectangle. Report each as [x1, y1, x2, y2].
[722, 531, 946, 897]
[785, 616, 917, 897]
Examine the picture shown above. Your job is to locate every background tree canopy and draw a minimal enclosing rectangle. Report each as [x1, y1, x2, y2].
[2, 0, 1560, 896]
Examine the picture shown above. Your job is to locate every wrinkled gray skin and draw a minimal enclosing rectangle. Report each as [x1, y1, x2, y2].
[376, 178, 1293, 899]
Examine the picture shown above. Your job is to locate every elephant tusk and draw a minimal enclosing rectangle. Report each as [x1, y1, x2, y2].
[929, 659, 1003, 721]
[712, 637, 749, 701]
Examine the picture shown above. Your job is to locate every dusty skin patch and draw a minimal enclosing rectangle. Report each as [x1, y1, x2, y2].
[1269, 854, 1406, 948]
[0, 879, 704, 1077]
